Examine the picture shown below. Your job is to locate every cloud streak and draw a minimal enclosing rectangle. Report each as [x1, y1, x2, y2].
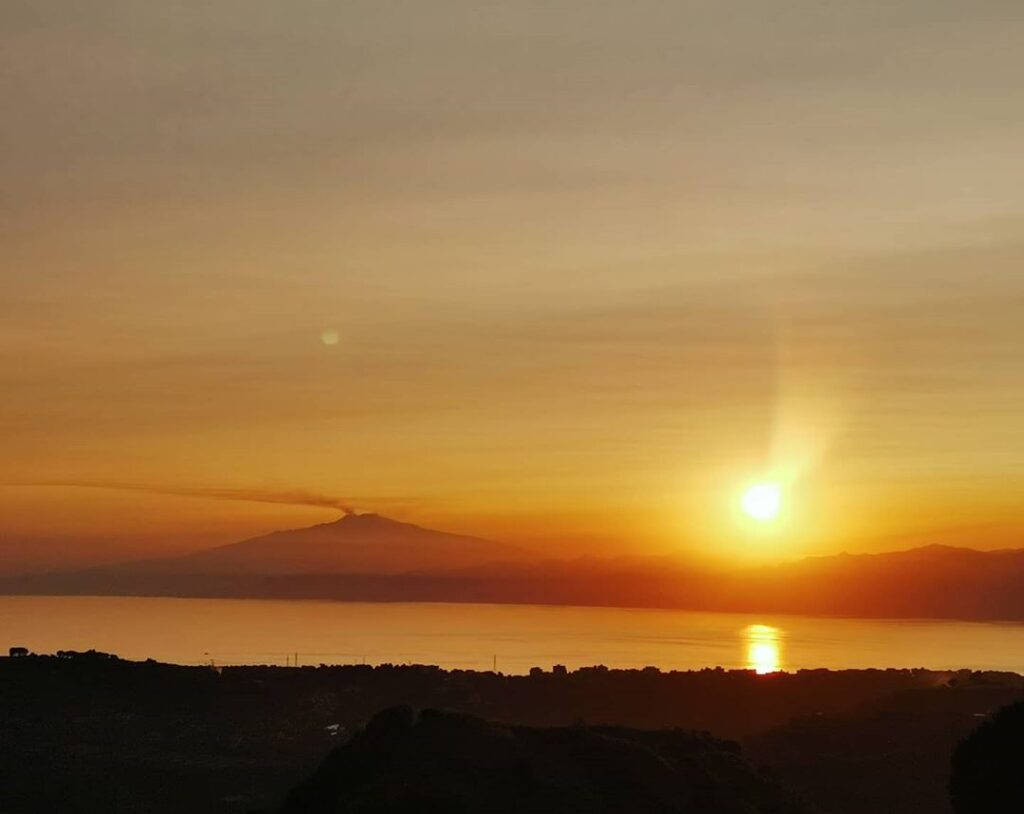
[2, 482, 365, 514]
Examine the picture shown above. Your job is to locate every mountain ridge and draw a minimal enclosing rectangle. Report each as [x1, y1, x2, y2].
[159, 511, 532, 575]
[2, 515, 1023, 620]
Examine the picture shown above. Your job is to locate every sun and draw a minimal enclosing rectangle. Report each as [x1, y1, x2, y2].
[741, 482, 782, 522]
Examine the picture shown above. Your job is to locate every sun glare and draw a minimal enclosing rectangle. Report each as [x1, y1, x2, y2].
[741, 482, 782, 522]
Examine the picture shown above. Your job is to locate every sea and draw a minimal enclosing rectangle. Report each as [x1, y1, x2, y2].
[3, 595, 1024, 674]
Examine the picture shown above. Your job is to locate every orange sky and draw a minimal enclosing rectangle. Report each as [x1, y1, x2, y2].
[2, 1, 1023, 572]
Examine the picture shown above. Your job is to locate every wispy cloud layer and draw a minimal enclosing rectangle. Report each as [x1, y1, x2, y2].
[1, 0, 1022, 563]
[1, 483, 364, 514]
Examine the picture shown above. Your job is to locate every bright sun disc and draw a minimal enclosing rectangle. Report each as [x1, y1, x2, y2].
[741, 483, 782, 522]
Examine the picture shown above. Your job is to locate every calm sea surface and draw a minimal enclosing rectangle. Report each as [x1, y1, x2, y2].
[3, 595, 1024, 674]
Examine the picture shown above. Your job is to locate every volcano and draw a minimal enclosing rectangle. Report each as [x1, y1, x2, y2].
[165, 512, 529, 575]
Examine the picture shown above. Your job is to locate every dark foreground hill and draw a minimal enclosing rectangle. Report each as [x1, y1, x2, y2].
[277, 705, 806, 814]
[950, 699, 1024, 813]
[2, 653, 1023, 813]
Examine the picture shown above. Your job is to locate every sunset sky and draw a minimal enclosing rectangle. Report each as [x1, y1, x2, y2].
[2, 1, 1022, 571]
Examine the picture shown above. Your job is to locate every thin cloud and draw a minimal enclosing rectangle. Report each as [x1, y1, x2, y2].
[0, 482, 415, 515]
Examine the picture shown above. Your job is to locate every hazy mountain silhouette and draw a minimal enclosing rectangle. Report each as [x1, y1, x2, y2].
[724, 544, 1024, 619]
[5, 516, 1024, 620]
[0, 513, 530, 597]
[253, 543, 1024, 620]
[164, 512, 530, 575]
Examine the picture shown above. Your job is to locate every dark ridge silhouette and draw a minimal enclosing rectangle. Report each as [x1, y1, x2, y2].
[4, 654, 1024, 813]
[276, 705, 807, 814]
[950, 700, 1024, 813]
[749, 677, 1024, 814]
[728, 544, 1024, 620]
[165, 512, 532, 574]
[0, 513, 531, 589]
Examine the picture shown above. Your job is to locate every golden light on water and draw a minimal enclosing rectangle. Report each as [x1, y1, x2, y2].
[745, 624, 783, 674]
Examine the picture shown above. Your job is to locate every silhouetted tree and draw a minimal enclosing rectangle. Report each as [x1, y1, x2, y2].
[950, 701, 1024, 812]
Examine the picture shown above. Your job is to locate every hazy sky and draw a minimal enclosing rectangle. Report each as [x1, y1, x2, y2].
[2, 1, 1022, 570]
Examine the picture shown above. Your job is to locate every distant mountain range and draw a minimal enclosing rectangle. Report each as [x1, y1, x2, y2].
[729, 543, 1024, 620]
[3, 514, 1024, 621]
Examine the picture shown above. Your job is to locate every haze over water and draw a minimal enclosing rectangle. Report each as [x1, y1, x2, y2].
[6, 596, 1024, 675]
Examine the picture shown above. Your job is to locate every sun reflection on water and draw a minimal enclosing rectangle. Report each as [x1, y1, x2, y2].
[745, 624, 783, 674]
